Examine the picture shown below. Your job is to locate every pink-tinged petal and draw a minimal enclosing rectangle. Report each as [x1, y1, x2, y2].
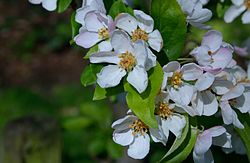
[201, 30, 223, 52]
[163, 61, 181, 73]
[75, 6, 94, 25]
[42, 0, 57, 11]
[221, 84, 245, 101]
[111, 30, 133, 54]
[195, 73, 215, 91]
[127, 66, 148, 94]
[220, 101, 244, 129]
[181, 63, 203, 81]
[202, 91, 218, 116]
[97, 65, 126, 88]
[232, 0, 244, 6]
[190, 46, 212, 66]
[113, 129, 134, 146]
[224, 5, 246, 23]
[127, 134, 150, 159]
[133, 41, 147, 67]
[211, 47, 233, 70]
[115, 13, 137, 35]
[134, 10, 154, 33]
[242, 10, 250, 24]
[90, 52, 119, 64]
[85, 11, 105, 32]
[74, 31, 100, 48]
[194, 131, 212, 155]
[148, 30, 163, 52]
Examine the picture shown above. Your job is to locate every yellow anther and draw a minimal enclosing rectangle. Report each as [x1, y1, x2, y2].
[129, 120, 149, 136]
[119, 51, 136, 71]
[156, 102, 173, 119]
[131, 28, 149, 42]
[171, 71, 183, 89]
[98, 27, 109, 39]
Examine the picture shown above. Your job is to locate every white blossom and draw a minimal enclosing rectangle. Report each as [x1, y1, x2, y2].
[29, 0, 57, 11]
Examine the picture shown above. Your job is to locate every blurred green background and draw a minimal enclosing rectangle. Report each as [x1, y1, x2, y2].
[0, 0, 250, 163]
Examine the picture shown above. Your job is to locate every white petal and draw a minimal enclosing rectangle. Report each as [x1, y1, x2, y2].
[29, 0, 42, 4]
[112, 115, 137, 130]
[163, 61, 181, 73]
[187, 7, 212, 24]
[194, 131, 212, 156]
[235, 92, 250, 113]
[232, 0, 244, 6]
[148, 30, 163, 52]
[42, 0, 57, 11]
[97, 65, 126, 88]
[134, 10, 154, 33]
[127, 66, 148, 93]
[221, 84, 245, 101]
[169, 84, 194, 106]
[224, 5, 246, 23]
[177, 0, 196, 15]
[201, 30, 222, 52]
[192, 91, 204, 116]
[88, 0, 106, 14]
[74, 31, 101, 48]
[195, 72, 215, 91]
[242, 10, 250, 24]
[193, 149, 214, 163]
[85, 11, 105, 32]
[115, 13, 137, 35]
[163, 114, 186, 138]
[211, 77, 234, 95]
[111, 30, 133, 54]
[145, 48, 157, 71]
[206, 126, 226, 137]
[190, 46, 211, 67]
[149, 127, 167, 145]
[202, 91, 218, 116]
[113, 129, 134, 146]
[212, 132, 232, 148]
[133, 41, 147, 67]
[89, 52, 120, 64]
[127, 134, 150, 159]
[181, 63, 203, 81]
[175, 104, 198, 116]
[98, 40, 113, 51]
[75, 6, 94, 25]
[211, 47, 233, 70]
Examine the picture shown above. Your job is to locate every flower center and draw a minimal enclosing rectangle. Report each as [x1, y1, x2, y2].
[170, 71, 183, 89]
[98, 27, 109, 39]
[129, 120, 149, 136]
[208, 50, 212, 55]
[119, 51, 136, 71]
[245, 0, 250, 9]
[156, 102, 173, 119]
[131, 28, 149, 42]
[238, 78, 250, 83]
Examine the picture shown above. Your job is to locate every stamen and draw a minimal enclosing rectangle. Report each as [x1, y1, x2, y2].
[119, 51, 136, 71]
[156, 102, 173, 119]
[98, 27, 109, 39]
[170, 71, 183, 89]
[129, 120, 149, 136]
[131, 28, 149, 42]
[208, 50, 212, 55]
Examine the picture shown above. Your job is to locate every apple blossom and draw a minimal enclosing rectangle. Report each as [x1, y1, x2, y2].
[193, 126, 232, 163]
[90, 30, 151, 93]
[29, 0, 57, 11]
[224, 0, 250, 24]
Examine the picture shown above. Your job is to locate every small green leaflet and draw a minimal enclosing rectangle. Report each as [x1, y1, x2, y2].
[93, 84, 124, 101]
[124, 62, 163, 129]
[84, 45, 99, 59]
[70, 11, 80, 44]
[81, 64, 103, 87]
[58, 0, 72, 13]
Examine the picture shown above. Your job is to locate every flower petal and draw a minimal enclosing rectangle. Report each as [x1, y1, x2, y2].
[242, 10, 250, 24]
[133, 40, 147, 67]
[235, 92, 250, 113]
[148, 30, 163, 52]
[97, 65, 126, 88]
[206, 126, 226, 137]
[89, 51, 120, 64]
[181, 63, 203, 81]
[168, 84, 194, 106]
[201, 30, 223, 52]
[224, 5, 246, 23]
[115, 13, 137, 35]
[202, 91, 219, 116]
[75, 6, 94, 25]
[111, 30, 133, 54]
[29, 0, 42, 4]
[127, 134, 150, 159]
[193, 149, 214, 163]
[134, 10, 154, 33]
[211, 47, 233, 70]
[221, 84, 245, 101]
[232, 0, 244, 6]
[74, 31, 100, 48]
[190, 46, 211, 67]
[163, 61, 181, 73]
[113, 129, 134, 146]
[195, 72, 215, 91]
[194, 131, 212, 156]
[211, 77, 234, 95]
[42, 0, 57, 11]
[149, 127, 167, 145]
[112, 115, 137, 130]
[212, 132, 232, 148]
[127, 66, 148, 93]
[145, 48, 157, 71]
[85, 11, 105, 32]
[163, 114, 186, 138]
[98, 40, 113, 51]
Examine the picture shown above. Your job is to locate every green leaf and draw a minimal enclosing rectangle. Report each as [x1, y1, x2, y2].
[93, 84, 124, 101]
[70, 12, 80, 44]
[81, 64, 103, 87]
[160, 117, 198, 163]
[58, 0, 72, 13]
[235, 113, 250, 162]
[108, 0, 133, 19]
[216, 3, 229, 18]
[124, 62, 163, 128]
[63, 117, 92, 130]
[84, 45, 99, 59]
[151, 0, 187, 61]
